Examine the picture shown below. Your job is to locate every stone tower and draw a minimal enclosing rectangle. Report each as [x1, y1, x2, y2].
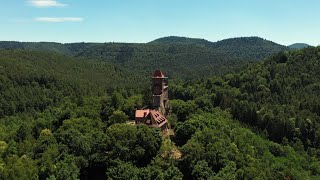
[152, 70, 169, 116]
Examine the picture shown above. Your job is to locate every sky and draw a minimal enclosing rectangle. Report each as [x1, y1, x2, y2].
[0, 0, 320, 46]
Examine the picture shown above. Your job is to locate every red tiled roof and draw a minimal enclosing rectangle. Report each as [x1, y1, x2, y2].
[150, 110, 167, 127]
[135, 109, 150, 118]
[153, 70, 165, 78]
[135, 109, 167, 128]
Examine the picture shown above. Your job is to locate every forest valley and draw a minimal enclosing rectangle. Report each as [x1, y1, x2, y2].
[0, 37, 320, 179]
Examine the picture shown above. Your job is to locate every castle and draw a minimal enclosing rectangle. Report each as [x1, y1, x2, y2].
[135, 70, 169, 134]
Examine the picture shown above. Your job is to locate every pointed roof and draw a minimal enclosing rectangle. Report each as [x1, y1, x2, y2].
[152, 70, 165, 78]
[135, 109, 168, 128]
[150, 110, 167, 127]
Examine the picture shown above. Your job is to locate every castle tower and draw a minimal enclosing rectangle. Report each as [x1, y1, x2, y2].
[152, 70, 169, 116]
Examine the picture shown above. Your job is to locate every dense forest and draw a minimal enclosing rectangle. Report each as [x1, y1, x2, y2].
[0, 36, 288, 79]
[0, 38, 319, 179]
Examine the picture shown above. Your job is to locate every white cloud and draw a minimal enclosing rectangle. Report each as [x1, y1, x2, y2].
[28, 0, 67, 7]
[35, 17, 83, 22]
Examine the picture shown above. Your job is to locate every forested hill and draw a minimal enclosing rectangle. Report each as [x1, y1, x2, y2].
[151, 36, 289, 60]
[211, 37, 289, 60]
[0, 49, 146, 118]
[1, 44, 320, 179]
[0, 41, 95, 56]
[0, 36, 288, 79]
[172, 46, 320, 156]
[70, 43, 248, 79]
[167, 46, 320, 179]
[289, 43, 311, 49]
[150, 36, 212, 46]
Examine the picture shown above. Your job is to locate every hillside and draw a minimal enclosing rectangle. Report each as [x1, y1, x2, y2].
[150, 36, 212, 46]
[0, 46, 320, 179]
[150, 36, 289, 61]
[171, 46, 320, 152]
[0, 41, 98, 56]
[211, 37, 289, 60]
[289, 43, 311, 49]
[0, 36, 288, 79]
[71, 43, 249, 79]
[167, 46, 320, 179]
[0, 49, 146, 118]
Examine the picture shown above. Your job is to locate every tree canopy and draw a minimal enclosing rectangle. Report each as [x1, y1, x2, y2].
[0, 41, 319, 179]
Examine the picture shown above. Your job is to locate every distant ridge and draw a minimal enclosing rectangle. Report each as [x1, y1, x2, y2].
[0, 36, 289, 78]
[149, 36, 212, 46]
[288, 43, 311, 49]
[151, 36, 288, 60]
[210, 37, 288, 60]
[150, 36, 285, 47]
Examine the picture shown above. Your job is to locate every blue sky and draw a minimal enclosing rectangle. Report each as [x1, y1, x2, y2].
[0, 0, 320, 45]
